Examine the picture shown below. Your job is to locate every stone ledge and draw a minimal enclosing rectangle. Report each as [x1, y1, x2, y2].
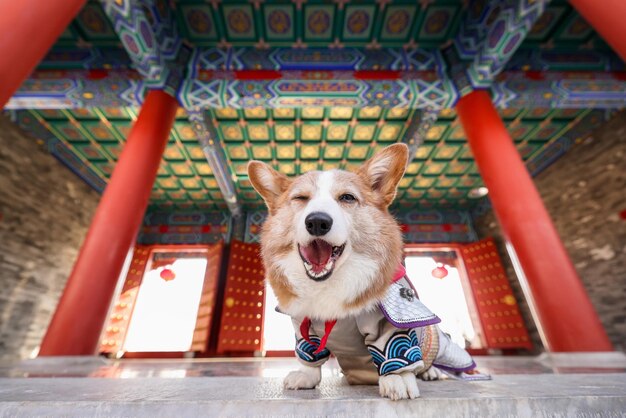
[1, 374, 625, 417]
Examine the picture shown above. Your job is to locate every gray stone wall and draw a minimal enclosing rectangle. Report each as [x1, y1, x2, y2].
[474, 111, 626, 352]
[0, 115, 99, 360]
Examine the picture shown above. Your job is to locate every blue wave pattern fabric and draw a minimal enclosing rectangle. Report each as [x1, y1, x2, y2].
[367, 329, 423, 375]
[296, 336, 331, 363]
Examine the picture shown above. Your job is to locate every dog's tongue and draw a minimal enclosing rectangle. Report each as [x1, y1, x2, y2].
[301, 239, 333, 271]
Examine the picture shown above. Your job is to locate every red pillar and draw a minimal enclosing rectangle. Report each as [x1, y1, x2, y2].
[569, 0, 626, 62]
[456, 90, 613, 352]
[39, 90, 178, 356]
[0, 0, 87, 108]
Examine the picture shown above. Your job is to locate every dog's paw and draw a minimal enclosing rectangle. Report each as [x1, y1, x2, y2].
[379, 372, 420, 400]
[283, 366, 321, 390]
[418, 366, 448, 381]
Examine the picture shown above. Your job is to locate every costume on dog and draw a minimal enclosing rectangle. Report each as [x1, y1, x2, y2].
[288, 266, 486, 384]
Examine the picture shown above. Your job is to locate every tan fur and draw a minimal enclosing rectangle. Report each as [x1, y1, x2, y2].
[248, 143, 409, 317]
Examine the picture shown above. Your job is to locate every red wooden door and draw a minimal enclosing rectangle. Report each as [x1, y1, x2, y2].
[216, 240, 266, 354]
[461, 238, 532, 350]
[190, 242, 224, 352]
[100, 246, 151, 354]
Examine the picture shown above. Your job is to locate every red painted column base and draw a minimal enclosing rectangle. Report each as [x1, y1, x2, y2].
[456, 90, 613, 352]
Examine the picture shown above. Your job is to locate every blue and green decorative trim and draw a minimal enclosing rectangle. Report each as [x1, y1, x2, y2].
[296, 336, 331, 363]
[367, 330, 423, 376]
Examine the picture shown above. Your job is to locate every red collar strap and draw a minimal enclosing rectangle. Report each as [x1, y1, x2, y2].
[298, 264, 405, 354]
[300, 317, 337, 354]
[392, 264, 406, 283]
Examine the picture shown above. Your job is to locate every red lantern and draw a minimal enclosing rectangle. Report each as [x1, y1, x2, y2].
[431, 263, 448, 279]
[160, 268, 176, 282]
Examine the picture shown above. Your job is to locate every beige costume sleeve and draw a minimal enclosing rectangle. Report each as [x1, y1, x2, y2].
[356, 309, 425, 376]
[291, 317, 331, 368]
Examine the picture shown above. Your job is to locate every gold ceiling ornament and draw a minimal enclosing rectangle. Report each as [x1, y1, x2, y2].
[378, 124, 400, 140]
[301, 145, 319, 159]
[195, 163, 213, 175]
[203, 178, 218, 189]
[179, 125, 196, 139]
[222, 125, 243, 140]
[279, 163, 295, 174]
[164, 146, 183, 160]
[171, 163, 193, 176]
[353, 124, 375, 140]
[301, 124, 322, 140]
[275, 124, 295, 140]
[301, 107, 324, 119]
[277, 145, 296, 159]
[426, 125, 446, 140]
[215, 108, 238, 119]
[188, 146, 205, 159]
[387, 107, 409, 119]
[327, 124, 348, 140]
[438, 108, 455, 118]
[300, 161, 318, 172]
[347, 146, 368, 159]
[248, 124, 269, 140]
[181, 178, 200, 189]
[359, 106, 382, 118]
[273, 108, 295, 118]
[415, 177, 435, 188]
[399, 177, 413, 188]
[423, 162, 446, 175]
[244, 108, 267, 118]
[324, 145, 343, 159]
[229, 146, 248, 159]
[252, 145, 271, 159]
[329, 107, 353, 119]
[406, 162, 422, 174]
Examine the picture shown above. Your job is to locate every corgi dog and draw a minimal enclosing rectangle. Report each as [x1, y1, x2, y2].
[248, 143, 481, 400]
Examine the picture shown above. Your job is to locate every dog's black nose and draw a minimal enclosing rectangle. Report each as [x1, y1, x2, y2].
[305, 212, 333, 236]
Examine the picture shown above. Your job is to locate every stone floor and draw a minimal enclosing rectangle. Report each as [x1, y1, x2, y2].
[1, 353, 625, 417]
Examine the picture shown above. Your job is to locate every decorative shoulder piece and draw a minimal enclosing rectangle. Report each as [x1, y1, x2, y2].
[379, 277, 441, 329]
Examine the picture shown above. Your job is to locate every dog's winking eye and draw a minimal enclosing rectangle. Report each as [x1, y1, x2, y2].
[292, 195, 309, 202]
[339, 193, 357, 203]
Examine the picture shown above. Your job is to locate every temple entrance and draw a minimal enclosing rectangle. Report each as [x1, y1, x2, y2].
[99, 244, 223, 357]
[122, 250, 208, 353]
[262, 284, 294, 353]
[404, 247, 483, 350]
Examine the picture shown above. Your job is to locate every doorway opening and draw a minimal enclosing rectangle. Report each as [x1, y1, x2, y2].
[404, 246, 485, 350]
[123, 250, 207, 352]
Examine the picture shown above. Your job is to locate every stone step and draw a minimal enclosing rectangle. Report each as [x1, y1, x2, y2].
[1, 373, 625, 417]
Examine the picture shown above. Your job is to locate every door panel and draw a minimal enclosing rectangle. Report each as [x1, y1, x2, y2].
[216, 240, 266, 354]
[462, 238, 532, 349]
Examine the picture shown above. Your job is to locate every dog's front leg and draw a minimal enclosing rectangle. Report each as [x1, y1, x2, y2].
[379, 372, 421, 400]
[283, 365, 322, 390]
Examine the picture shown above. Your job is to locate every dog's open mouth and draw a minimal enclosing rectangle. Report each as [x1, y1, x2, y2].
[298, 239, 345, 281]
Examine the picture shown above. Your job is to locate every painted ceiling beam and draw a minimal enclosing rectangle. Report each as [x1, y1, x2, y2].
[37, 47, 624, 73]
[8, 69, 626, 110]
[525, 109, 611, 177]
[100, 1, 245, 216]
[100, 0, 190, 96]
[450, 0, 552, 92]
[187, 110, 242, 217]
[401, 109, 439, 164]
[468, 0, 551, 89]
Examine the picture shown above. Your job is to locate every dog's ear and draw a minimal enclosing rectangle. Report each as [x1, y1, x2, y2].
[247, 160, 292, 214]
[358, 143, 409, 207]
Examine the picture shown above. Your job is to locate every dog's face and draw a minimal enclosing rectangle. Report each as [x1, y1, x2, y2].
[248, 143, 408, 320]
